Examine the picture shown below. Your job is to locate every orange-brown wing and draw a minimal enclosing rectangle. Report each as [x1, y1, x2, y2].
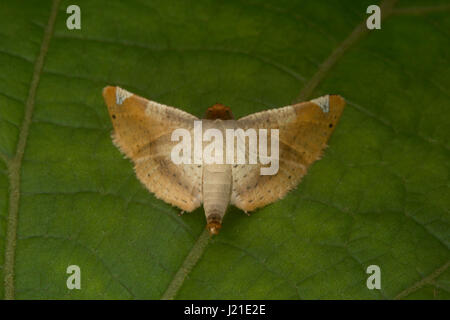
[103, 86, 202, 212]
[231, 95, 345, 212]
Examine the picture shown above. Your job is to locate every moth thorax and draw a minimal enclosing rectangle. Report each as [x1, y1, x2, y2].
[206, 212, 222, 235]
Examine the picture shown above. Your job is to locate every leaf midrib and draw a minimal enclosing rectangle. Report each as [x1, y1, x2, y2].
[160, 0, 398, 300]
[159, 0, 449, 300]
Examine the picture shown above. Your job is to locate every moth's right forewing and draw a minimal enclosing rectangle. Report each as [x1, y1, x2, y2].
[232, 95, 345, 212]
[280, 95, 345, 164]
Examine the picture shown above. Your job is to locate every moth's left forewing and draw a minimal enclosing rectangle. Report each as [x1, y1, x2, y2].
[103, 86, 198, 159]
[232, 95, 345, 212]
[103, 86, 203, 212]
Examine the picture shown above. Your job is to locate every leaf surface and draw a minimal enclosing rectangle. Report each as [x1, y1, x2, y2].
[0, 0, 449, 299]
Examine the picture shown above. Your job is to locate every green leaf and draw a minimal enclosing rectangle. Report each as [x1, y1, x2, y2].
[0, 0, 449, 299]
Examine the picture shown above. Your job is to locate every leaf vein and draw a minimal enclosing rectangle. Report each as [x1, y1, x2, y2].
[4, 0, 63, 299]
[394, 261, 450, 299]
[294, 0, 398, 103]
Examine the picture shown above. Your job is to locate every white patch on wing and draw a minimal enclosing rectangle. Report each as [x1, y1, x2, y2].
[116, 87, 132, 105]
[145, 100, 165, 116]
[311, 95, 329, 113]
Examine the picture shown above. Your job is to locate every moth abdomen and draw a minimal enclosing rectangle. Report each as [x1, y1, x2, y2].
[206, 211, 223, 235]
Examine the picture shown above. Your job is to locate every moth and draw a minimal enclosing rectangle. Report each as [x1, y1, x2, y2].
[103, 86, 345, 235]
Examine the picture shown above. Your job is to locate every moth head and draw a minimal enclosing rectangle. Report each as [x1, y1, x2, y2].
[204, 103, 234, 120]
